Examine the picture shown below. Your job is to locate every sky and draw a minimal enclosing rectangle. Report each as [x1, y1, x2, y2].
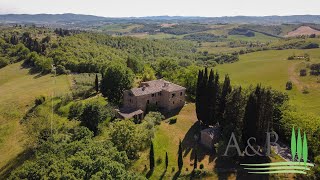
[0, 0, 319, 17]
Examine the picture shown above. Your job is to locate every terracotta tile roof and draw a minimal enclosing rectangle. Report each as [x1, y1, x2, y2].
[129, 79, 186, 97]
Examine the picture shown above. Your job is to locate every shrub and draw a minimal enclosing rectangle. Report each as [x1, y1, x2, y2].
[286, 81, 293, 90]
[0, 57, 10, 68]
[156, 157, 162, 165]
[35, 95, 46, 106]
[302, 43, 319, 49]
[302, 86, 309, 94]
[309, 34, 316, 38]
[68, 102, 84, 120]
[55, 64, 70, 75]
[300, 69, 307, 76]
[169, 117, 177, 124]
[287, 56, 294, 60]
[79, 101, 108, 135]
[144, 112, 165, 125]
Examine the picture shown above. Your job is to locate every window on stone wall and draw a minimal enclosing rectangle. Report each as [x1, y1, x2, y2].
[152, 93, 155, 97]
[180, 92, 183, 96]
[158, 92, 162, 96]
[147, 100, 150, 104]
[172, 93, 176, 98]
[173, 101, 175, 104]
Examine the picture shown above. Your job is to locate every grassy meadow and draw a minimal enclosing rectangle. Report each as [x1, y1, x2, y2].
[215, 49, 320, 116]
[0, 62, 71, 175]
[132, 104, 219, 179]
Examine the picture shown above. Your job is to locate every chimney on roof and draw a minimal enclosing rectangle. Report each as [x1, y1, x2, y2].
[163, 82, 170, 87]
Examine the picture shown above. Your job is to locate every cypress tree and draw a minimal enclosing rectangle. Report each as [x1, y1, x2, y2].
[242, 92, 258, 147]
[202, 68, 209, 125]
[149, 141, 155, 170]
[165, 152, 168, 170]
[211, 71, 220, 125]
[95, 74, 99, 93]
[223, 87, 245, 141]
[242, 85, 274, 148]
[193, 150, 198, 170]
[207, 69, 215, 126]
[178, 140, 183, 171]
[219, 75, 232, 120]
[196, 70, 203, 123]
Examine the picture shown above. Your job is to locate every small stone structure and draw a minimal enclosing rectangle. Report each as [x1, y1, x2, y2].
[118, 79, 186, 119]
[200, 126, 220, 150]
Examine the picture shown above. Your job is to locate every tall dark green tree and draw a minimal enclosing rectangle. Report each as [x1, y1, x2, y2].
[207, 69, 215, 126]
[178, 140, 183, 171]
[79, 101, 107, 135]
[242, 93, 258, 146]
[223, 87, 245, 142]
[149, 141, 155, 170]
[202, 68, 209, 124]
[196, 70, 203, 123]
[95, 74, 99, 93]
[219, 74, 232, 120]
[165, 152, 169, 170]
[242, 85, 274, 148]
[126, 56, 143, 74]
[196, 69, 222, 126]
[210, 71, 220, 125]
[100, 63, 134, 104]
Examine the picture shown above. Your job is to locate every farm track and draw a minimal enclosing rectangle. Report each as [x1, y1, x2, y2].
[288, 62, 304, 91]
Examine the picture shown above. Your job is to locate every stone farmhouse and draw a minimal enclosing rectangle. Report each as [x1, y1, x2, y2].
[117, 79, 186, 120]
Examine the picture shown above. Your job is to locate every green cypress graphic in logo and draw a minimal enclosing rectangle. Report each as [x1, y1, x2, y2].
[240, 127, 314, 174]
[297, 128, 302, 162]
[291, 127, 296, 161]
[303, 132, 308, 167]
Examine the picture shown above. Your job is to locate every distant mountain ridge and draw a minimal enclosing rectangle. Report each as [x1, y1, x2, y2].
[1, 13, 320, 24]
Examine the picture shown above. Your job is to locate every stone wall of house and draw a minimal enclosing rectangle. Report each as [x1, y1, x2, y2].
[123, 90, 137, 109]
[123, 89, 186, 112]
[161, 90, 185, 111]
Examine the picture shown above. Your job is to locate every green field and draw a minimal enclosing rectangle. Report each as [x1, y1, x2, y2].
[0, 62, 71, 175]
[227, 32, 279, 42]
[215, 49, 320, 116]
[98, 24, 142, 33]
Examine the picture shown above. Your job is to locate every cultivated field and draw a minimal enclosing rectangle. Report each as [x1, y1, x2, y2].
[286, 26, 320, 37]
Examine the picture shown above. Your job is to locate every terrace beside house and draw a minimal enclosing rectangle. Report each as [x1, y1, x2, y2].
[117, 79, 186, 120]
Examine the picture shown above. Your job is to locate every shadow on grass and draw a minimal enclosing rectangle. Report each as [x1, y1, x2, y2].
[159, 169, 167, 180]
[181, 121, 217, 163]
[162, 106, 183, 119]
[235, 156, 270, 180]
[214, 155, 271, 180]
[146, 168, 154, 179]
[0, 148, 33, 178]
[172, 170, 181, 180]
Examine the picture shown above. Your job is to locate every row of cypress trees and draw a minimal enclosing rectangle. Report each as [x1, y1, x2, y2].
[242, 85, 274, 147]
[196, 68, 232, 126]
[196, 68, 275, 148]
